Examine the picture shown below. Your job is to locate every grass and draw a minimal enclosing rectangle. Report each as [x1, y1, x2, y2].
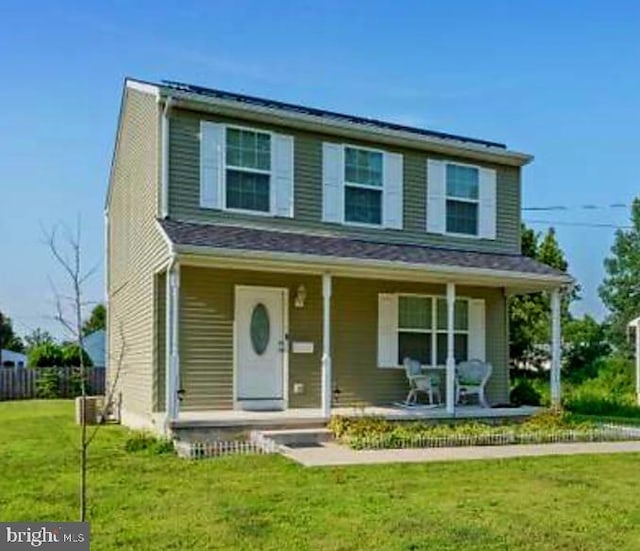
[3, 401, 640, 550]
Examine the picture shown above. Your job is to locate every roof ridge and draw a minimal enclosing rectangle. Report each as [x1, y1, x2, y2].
[159, 79, 507, 150]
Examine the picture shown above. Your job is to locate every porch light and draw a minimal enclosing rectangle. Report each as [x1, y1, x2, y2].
[294, 284, 307, 308]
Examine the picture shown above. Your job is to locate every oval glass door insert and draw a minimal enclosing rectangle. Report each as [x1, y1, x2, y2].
[250, 303, 270, 355]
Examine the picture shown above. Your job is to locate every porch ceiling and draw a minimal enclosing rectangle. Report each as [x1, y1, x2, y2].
[158, 219, 573, 293]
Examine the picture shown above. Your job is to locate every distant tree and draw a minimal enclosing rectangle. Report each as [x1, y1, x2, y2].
[82, 304, 105, 336]
[61, 342, 93, 367]
[28, 342, 65, 367]
[563, 315, 611, 382]
[599, 197, 640, 350]
[24, 328, 55, 352]
[509, 225, 575, 370]
[0, 311, 25, 353]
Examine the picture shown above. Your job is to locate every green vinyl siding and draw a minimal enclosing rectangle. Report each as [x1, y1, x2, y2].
[171, 268, 510, 410]
[175, 267, 322, 411]
[168, 108, 521, 255]
[332, 278, 509, 407]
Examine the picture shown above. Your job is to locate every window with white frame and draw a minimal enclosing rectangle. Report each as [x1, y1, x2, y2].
[445, 164, 479, 235]
[397, 295, 469, 366]
[225, 127, 271, 212]
[344, 146, 383, 225]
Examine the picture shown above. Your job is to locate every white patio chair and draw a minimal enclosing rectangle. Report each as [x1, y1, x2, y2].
[403, 357, 441, 406]
[455, 359, 492, 408]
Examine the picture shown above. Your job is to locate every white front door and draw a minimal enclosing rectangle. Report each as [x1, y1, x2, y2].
[235, 286, 287, 410]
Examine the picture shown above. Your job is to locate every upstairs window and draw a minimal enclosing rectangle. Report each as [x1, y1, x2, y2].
[225, 128, 271, 213]
[344, 146, 383, 225]
[445, 164, 479, 235]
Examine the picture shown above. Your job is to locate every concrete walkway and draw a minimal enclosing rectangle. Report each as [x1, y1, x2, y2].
[282, 441, 640, 467]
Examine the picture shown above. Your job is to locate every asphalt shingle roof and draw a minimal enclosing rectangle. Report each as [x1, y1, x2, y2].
[159, 219, 566, 279]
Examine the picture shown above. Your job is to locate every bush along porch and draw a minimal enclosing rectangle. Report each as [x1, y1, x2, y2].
[328, 409, 640, 450]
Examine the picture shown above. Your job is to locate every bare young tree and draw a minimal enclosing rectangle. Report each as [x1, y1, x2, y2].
[44, 220, 124, 522]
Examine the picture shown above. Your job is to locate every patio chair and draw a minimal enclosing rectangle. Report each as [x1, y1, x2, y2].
[403, 357, 441, 406]
[455, 360, 492, 408]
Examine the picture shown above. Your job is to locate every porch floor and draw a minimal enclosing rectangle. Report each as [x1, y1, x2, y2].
[171, 405, 540, 429]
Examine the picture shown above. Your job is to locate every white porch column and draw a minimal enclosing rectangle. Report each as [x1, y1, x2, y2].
[446, 282, 456, 414]
[321, 273, 332, 417]
[550, 288, 562, 407]
[165, 261, 180, 426]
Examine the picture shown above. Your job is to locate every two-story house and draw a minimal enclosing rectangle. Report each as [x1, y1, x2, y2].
[107, 78, 571, 434]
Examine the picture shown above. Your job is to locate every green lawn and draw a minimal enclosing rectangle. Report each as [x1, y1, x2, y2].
[2, 401, 640, 550]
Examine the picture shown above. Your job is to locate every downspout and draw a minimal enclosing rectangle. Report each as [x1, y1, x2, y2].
[164, 249, 178, 432]
[160, 97, 173, 219]
[104, 207, 109, 371]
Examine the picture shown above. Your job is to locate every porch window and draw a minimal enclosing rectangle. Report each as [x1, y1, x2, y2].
[397, 295, 469, 366]
[225, 128, 271, 212]
[344, 146, 383, 225]
[446, 164, 479, 235]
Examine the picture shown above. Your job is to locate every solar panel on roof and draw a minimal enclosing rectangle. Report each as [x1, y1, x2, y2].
[161, 80, 506, 150]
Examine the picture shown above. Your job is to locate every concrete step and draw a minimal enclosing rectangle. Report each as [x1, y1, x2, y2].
[250, 428, 333, 449]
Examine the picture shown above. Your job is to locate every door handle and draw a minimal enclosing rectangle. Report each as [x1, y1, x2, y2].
[278, 340, 286, 353]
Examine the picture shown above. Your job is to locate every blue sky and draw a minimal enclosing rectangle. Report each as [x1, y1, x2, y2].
[0, 0, 638, 339]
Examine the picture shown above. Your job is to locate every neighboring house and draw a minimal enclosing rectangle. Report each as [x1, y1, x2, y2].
[1, 349, 27, 368]
[107, 78, 572, 434]
[83, 329, 106, 368]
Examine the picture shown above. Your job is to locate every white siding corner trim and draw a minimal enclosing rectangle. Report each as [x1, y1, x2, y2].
[200, 121, 225, 209]
[468, 298, 486, 361]
[478, 167, 497, 240]
[272, 133, 295, 218]
[383, 152, 403, 229]
[426, 159, 446, 234]
[322, 142, 344, 223]
[377, 293, 399, 368]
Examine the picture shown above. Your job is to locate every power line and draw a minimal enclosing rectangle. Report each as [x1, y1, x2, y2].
[524, 219, 632, 229]
[522, 203, 630, 212]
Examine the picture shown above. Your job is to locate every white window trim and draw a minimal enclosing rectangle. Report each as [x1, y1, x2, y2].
[384, 293, 470, 370]
[223, 124, 276, 216]
[343, 144, 385, 228]
[444, 161, 481, 238]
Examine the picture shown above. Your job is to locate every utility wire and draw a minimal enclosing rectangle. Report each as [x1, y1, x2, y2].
[522, 203, 629, 211]
[524, 219, 632, 229]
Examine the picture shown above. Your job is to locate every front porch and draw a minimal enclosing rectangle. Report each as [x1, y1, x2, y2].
[159, 261, 565, 433]
[170, 404, 541, 430]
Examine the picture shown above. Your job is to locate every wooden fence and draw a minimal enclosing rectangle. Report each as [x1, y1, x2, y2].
[0, 367, 106, 400]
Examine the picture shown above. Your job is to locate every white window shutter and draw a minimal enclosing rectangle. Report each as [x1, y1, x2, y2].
[377, 293, 399, 368]
[272, 134, 294, 217]
[468, 299, 486, 361]
[200, 121, 224, 209]
[426, 159, 446, 234]
[322, 142, 344, 223]
[478, 168, 497, 240]
[383, 152, 403, 229]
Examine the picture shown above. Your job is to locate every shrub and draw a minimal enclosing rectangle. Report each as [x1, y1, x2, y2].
[35, 369, 61, 399]
[124, 432, 174, 455]
[328, 411, 623, 450]
[28, 343, 64, 367]
[510, 379, 542, 406]
[563, 354, 638, 417]
[61, 343, 93, 368]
